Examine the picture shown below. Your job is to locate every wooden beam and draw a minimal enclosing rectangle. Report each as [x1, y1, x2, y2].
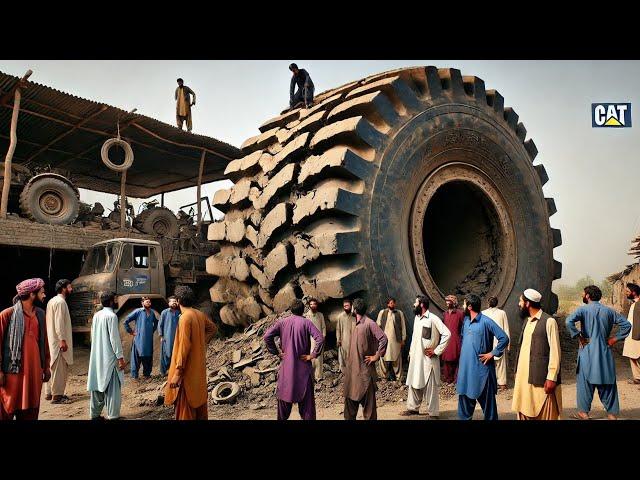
[196, 150, 206, 228]
[0, 133, 90, 160]
[130, 123, 235, 161]
[1, 70, 32, 219]
[24, 105, 108, 166]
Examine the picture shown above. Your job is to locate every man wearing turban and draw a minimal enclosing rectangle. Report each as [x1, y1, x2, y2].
[0, 278, 51, 420]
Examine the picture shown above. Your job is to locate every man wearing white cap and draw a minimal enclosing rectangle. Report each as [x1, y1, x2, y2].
[512, 289, 563, 420]
[482, 297, 510, 390]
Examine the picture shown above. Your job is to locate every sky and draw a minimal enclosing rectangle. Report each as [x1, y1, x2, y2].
[1, 60, 639, 285]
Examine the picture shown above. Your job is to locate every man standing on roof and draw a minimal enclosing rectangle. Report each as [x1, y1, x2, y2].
[175, 78, 196, 132]
[289, 63, 314, 110]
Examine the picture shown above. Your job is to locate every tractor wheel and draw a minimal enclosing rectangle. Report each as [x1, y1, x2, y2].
[133, 206, 180, 238]
[207, 66, 562, 334]
[19, 175, 80, 225]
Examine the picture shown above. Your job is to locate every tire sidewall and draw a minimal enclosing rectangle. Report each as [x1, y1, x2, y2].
[367, 102, 554, 328]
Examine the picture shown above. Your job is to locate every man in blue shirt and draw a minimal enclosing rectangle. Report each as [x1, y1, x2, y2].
[124, 296, 159, 379]
[457, 293, 509, 420]
[566, 284, 631, 420]
[158, 296, 180, 376]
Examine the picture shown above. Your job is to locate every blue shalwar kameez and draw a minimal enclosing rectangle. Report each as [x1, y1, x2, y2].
[124, 308, 158, 378]
[158, 308, 180, 375]
[565, 301, 631, 415]
[456, 312, 509, 420]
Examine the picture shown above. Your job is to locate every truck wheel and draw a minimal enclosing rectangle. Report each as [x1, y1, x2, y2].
[208, 66, 562, 334]
[19, 175, 79, 224]
[134, 206, 180, 238]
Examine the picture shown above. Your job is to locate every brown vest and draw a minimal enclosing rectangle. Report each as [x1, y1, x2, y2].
[632, 301, 640, 341]
[380, 309, 403, 342]
[518, 313, 562, 387]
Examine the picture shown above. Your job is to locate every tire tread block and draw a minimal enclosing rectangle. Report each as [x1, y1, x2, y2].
[293, 230, 359, 269]
[298, 147, 374, 186]
[299, 266, 365, 303]
[260, 132, 310, 175]
[328, 91, 399, 127]
[310, 116, 385, 152]
[258, 202, 290, 249]
[292, 186, 362, 225]
[259, 108, 302, 133]
[253, 163, 296, 210]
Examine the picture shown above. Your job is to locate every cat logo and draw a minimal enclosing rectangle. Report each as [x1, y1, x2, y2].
[592, 103, 632, 128]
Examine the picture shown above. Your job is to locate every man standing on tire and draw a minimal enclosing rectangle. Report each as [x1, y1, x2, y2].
[482, 296, 510, 390]
[457, 293, 509, 421]
[0, 279, 51, 420]
[622, 283, 640, 385]
[305, 298, 325, 382]
[512, 289, 562, 420]
[289, 63, 314, 110]
[376, 297, 407, 383]
[164, 286, 217, 420]
[441, 294, 464, 384]
[158, 296, 180, 376]
[87, 292, 126, 421]
[44, 279, 74, 403]
[264, 299, 324, 420]
[175, 78, 196, 132]
[124, 297, 159, 379]
[343, 298, 388, 420]
[401, 295, 450, 418]
[336, 298, 355, 373]
[566, 285, 631, 420]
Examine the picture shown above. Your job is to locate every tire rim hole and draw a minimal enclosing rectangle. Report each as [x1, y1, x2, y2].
[422, 181, 502, 299]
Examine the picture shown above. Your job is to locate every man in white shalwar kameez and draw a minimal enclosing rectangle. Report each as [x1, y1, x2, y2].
[87, 292, 126, 420]
[401, 295, 450, 418]
[44, 279, 74, 403]
[482, 296, 511, 389]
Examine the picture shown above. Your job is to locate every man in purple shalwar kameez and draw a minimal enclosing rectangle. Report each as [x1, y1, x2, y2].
[264, 299, 324, 420]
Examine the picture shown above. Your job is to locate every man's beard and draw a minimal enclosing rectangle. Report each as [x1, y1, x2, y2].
[582, 297, 588, 304]
[519, 306, 529, 319]
[627, 294, 635, 301]
[344, 308, 351, 314]
[413, 305, 422, 316]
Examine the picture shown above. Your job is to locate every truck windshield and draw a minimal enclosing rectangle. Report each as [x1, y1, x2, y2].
[80, 243, 121, 276]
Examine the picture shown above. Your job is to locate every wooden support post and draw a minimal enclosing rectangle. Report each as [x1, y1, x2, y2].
[161, 192, 164, 207]
[120, 170, 127, 230]
[196, 149, 206, 229]
[1, 70, 33, 219]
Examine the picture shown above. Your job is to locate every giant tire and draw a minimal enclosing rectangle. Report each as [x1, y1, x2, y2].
[133, 206, 180, 238]
[207, 66, 562, 334]
[19, 174, 80, 225]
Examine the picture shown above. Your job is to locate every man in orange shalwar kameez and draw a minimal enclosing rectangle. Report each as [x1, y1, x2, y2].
[164, 285, 216, 420]
[0, 278, 51, 420]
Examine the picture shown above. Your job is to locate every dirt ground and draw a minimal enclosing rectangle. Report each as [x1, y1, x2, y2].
[38, 311, 640, 421]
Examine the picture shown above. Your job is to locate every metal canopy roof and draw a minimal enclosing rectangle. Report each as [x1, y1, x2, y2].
[0, 70, 242, 198]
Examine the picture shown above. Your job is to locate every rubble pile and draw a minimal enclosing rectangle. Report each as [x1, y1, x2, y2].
[204, 312, 464, 414]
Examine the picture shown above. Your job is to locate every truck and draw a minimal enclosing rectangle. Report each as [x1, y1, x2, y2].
[68, 235, 218, 360]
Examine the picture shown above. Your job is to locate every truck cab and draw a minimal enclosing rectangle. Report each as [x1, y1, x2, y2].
[68, 238, 167, 333]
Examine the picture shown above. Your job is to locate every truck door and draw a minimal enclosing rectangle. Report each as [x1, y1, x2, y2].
[149, 245, 161, 295]
[117, 243, 151, 294]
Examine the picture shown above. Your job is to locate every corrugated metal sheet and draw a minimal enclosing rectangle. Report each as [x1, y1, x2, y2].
[0, 70, 242, 198]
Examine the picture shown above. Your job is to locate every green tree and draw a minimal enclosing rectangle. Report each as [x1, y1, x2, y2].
[575, 275, 596, 290]
[599, 279, 613, 301]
